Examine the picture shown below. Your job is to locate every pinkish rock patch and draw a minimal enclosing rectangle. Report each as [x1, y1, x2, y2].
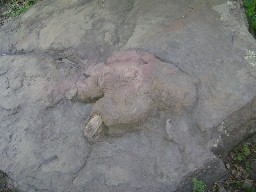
[68, 50, 197, 137]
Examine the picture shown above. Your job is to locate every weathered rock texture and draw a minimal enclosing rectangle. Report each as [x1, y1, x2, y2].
[73, 50, 197, 136]
[0, 0, 256, 191]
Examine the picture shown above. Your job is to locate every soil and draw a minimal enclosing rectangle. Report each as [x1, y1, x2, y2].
[0, 2, 8, 26]
[213, 135, 256, 192]
[0, 171, 16, 192]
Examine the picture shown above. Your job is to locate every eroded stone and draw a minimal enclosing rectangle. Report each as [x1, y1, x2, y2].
[73, 50, 197, 135]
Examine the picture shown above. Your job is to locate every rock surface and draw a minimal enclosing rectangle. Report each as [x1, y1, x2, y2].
[84, 114, 103, 143]
[0, 0, 255, 191]
[74, 50, 197, 136]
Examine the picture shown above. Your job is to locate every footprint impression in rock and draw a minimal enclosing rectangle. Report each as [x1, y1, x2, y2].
[67, 51, 197, 142]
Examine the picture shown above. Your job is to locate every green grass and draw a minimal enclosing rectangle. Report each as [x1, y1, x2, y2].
[192, 178, 205, 192]
[3, 0, 36, 17]
[243, 0, 256, 36]
[234, 143, 251, 161]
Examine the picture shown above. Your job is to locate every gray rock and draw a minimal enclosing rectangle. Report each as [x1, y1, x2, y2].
[0, 54, 92, 191]
[0, 0, 255, 191]
[218, 186, 227, 192]
[242, 179, 254, 189]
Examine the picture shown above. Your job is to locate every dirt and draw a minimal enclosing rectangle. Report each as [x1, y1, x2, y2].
[0, 3, 9, 26]
[0, 171, 16, 192]
[212, 135, 256, 192]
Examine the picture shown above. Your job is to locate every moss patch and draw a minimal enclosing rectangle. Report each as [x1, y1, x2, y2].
[243, 0, 256, 37]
